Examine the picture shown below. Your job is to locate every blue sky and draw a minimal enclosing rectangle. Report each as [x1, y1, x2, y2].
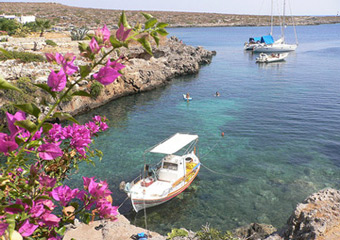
[3, 0, 340, 16]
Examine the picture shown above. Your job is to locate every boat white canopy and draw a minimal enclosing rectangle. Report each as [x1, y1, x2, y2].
[150, 133, 198, 155]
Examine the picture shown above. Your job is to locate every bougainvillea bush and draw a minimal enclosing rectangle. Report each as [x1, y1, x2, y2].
[0, 12, 167, 239]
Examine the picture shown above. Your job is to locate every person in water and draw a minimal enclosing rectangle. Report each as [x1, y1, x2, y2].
[186, 93, 190, 99]
[215, 91, 220, 97]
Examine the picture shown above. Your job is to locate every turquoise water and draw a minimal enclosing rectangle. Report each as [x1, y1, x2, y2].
[72, 24, 340, 233]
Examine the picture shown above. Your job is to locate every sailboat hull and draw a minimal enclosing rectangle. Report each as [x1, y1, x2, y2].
[253, 43, 297, 53]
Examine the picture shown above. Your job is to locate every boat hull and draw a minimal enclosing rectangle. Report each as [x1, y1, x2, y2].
[131, 165, 200, 212]
[253, 43, 297, 53]
[256, 53, 289, 63]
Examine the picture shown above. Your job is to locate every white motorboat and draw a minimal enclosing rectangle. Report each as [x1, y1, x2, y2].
[253, 0, 298, 53]
[256, 52, 289, 63]
[125, 133, 201, 212]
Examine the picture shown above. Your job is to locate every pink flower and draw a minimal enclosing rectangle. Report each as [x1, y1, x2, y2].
[0, 133, 18, 153]
[0, 222, 8, 236]
[30, 201, 45, 218]
[96, 199, 118, 220]
[5, 111, 26, 136]
[116, 23, 131, 41]
[100, 122, 109, 131]
[45, 52, 56, 62]
[93, 66, 121, 85]
[39, 213, 60, 227]
[18, 219, 38, 237]
[51, 185, 79, 207]
[46, 53, 78, 75]
[39, 175, 57, 189]
[47, 68, 67, 92]
[37, 143, 63, 160]
[107, 58, 125, 71]
[89, 37, 102, 54]
[96, 24, 111, 43]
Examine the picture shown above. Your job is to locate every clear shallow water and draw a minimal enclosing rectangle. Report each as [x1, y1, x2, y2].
[71, 24, 340, 233]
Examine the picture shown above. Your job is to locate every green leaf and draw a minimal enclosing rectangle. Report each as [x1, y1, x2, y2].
[56, 226, 66, 236]
[141, 12, 153, 20]
[72, 90, 91, 97]
[157, 22, 168, 28]
[42, 122, 53, 133]
[26, 140, 42, 149]
[14, 120, 37, 133]
[151, 32, 160, 46]
[118, 11, 131, 28]
[78, 42, 88, 52]
[70, 202, 79, 210]
[109, 36, 123, 48]
[137, 37, 153, 55]
[79, 65, 91, 78]
[6, 214, 15, 238]
[0, 76, 23, 93]
[33, 83, 56, 98]
[14, 103, 41, 119]
[156, 28, 168, 36]
[52, 112, 79, 124]
[145, 18, 157, 29]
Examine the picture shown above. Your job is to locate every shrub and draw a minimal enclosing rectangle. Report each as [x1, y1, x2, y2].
[0, 18, 21, 35]
[45, 39, 57, 47]
[0, 77, 38, 115]
[90, 81, 104, 99]
[196, 224, 239, 240]
[167, 228, 188, 239]
[0, 48, 45, 62]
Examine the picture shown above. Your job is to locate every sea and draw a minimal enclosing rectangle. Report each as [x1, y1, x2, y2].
[72, 23, 340, 234]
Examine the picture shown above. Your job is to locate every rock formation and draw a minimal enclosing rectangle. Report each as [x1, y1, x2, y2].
[0, 35, 215, 117]
[61, 36, 215, 116]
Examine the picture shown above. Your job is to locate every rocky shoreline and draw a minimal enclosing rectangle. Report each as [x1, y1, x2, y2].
[0, 35, 215, 117]
[62, 188, 340, 240]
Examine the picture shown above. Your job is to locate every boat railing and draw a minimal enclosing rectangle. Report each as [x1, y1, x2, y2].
[171, 163, 201, 188]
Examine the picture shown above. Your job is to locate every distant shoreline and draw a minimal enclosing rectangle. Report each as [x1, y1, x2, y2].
[1, 2, 340, 30]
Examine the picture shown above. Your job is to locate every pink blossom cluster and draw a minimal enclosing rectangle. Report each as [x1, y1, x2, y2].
[42, 115, 109, 159]
[0, 112, 108, 161]
[1, 174, 117, 239]
[87, 25, 128, 85]
[5, 198, 60, 238]
[45, 52, 78, 92]
[0, 111, 42, 154]
[80, 176, 118, 220]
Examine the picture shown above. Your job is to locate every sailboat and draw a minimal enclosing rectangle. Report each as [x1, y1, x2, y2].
[124, 133, 200, 212]
[253, 0, 298, 53]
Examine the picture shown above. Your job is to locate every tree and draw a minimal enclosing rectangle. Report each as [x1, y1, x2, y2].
[35, 18, 51, 37]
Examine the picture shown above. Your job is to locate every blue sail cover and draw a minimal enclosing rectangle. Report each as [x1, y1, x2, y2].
[253, 37, 261, 42]
[261, 35, 274, 44]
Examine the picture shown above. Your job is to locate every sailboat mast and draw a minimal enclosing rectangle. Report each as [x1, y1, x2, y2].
[282, 0, 286, 40]
[270, 0, 273, 35]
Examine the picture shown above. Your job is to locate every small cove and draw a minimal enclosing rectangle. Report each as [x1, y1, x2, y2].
[71, 23, 340, 234]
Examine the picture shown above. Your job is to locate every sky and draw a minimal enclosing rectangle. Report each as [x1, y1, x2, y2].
[2, 0, 340, 16]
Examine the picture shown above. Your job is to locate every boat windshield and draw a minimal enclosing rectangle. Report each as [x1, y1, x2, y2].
[162, 162, 178, 170]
